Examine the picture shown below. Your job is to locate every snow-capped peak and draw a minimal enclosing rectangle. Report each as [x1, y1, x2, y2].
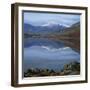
[41, 21, 70, 28]
[41, 21, 60, 27]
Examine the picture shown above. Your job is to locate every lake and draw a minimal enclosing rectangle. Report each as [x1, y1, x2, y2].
[23, 38, 80, 73]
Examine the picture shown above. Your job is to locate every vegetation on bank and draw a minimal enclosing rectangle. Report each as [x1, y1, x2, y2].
[24, 61, 80, 77]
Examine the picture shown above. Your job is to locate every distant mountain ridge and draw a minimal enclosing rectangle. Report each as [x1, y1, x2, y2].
[24, 22, 67, 34]
[24, 21, 80, 35]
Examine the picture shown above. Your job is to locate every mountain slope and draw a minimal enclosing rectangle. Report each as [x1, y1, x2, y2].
[24, 22, 66, 34]
[61, 22, 80, 37]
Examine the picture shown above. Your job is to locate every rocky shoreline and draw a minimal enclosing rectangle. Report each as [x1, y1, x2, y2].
[24, 61, 80, 77]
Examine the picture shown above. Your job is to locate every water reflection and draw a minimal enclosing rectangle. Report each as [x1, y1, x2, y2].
[23, 38, 80, 72]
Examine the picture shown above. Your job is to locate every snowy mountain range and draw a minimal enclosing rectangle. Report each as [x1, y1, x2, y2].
[24, 21, 67, 34]
[41, 21, 69, 27]
[24, 21, 80, 34]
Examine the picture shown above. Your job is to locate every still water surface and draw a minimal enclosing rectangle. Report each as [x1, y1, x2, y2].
[23, 38, 80, 72]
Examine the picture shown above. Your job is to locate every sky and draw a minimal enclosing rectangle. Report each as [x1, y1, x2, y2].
[23, 11, 80, 27]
